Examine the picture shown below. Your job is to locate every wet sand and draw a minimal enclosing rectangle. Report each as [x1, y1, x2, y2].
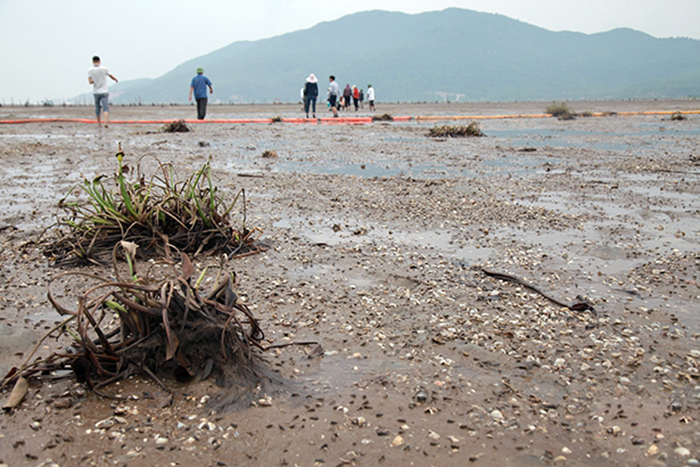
[0, 101, 699, 466]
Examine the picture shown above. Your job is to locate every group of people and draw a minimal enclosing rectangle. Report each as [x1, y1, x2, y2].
[302, 74, 375, 118]
[88, 56, 215, 125]
[87, 57, 375, 125]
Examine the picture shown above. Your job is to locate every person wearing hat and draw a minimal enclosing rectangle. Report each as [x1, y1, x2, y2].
[189, 67, 213, 120]
[303, 74, 319, 118]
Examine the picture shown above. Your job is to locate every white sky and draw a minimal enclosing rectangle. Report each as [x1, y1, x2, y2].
[1, 0, 699, 103]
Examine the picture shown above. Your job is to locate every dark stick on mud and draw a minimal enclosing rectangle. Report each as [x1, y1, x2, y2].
[481, 268, 596, 313]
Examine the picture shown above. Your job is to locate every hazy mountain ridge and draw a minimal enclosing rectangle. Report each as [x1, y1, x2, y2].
[103, 8, 700, 103]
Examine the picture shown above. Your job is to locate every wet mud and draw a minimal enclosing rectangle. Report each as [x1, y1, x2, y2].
[0, 101, 699, 466]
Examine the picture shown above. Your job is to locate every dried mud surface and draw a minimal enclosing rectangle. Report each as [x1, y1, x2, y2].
[1, 101, 699, 466]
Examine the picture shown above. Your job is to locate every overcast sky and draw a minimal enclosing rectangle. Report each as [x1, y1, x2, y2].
[1, 0, 699, 103]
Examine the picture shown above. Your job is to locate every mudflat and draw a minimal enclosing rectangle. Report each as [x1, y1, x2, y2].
[0, 101, 699, 466]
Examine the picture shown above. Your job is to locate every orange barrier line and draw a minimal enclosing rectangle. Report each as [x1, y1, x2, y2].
[281, 118, 318, 124]
[114, 118, 275, 124]
[415, 114, 551, 120]
[319, 117, 373, 124]
[0, 118, 97, 124]
[614, 110, 700, 116]
[1, 110, 698, 125]
[186, 118, 274, 124]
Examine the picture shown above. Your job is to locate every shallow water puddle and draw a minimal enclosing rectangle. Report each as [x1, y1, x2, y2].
[480, 153, 559, 175]
[0, 133, 93, 140]
[0, 161, 74, 229]
[275, 217, 495, 263]
[274, 159, 476, 178]
[224, 154, 477, 179]
[488, 125, 700, 151]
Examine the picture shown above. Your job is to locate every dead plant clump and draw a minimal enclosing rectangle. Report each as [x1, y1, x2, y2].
[372, 113, 394, 122]
[546, 102, 576, 120]
[427, 122, 484, 138]
[671, 111, 687, 121]
[1, 243, 268, 399]
[162, 119, 191, 133]
[42, 144, 262, 267]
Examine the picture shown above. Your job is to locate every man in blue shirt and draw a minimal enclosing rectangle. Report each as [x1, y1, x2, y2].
[188, 67, 213, 120]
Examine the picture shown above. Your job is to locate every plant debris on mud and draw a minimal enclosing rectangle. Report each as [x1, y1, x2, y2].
[42, 146, 262, 266]
[2, 243, 265, 398]
[161, 120, 191, 133]
[372, 113, 394, 122]
[671, 111, 687, 121]
[427, 122, 484, 137]
[546, 102, 576, 120]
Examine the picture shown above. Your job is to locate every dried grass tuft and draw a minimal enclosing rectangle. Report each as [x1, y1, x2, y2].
[43, 145, 262, 267]
[162, 120, 191, 133]
[427, 122, 484, 138]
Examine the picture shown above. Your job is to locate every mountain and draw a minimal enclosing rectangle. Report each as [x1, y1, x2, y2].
[107, 8, 700, 104]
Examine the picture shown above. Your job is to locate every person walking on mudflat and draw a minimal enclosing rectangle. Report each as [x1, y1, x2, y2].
[189, 67, 213, 120]
[87, 56, 118, 127]
[304, 73, 319, 118]
[343, 84, 352, 110]
[328, 75, 340, 117]
[366, 84, 375, 111]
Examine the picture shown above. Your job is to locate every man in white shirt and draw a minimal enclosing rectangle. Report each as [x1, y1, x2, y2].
[366, 84, 375, 112]
[328, 75, 340, 117]
[88, 56, 118, 127]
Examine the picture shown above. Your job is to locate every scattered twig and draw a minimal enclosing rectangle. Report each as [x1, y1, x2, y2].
[481, 268, 595, 313]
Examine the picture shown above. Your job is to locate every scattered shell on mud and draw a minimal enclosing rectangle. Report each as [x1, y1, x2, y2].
[1, 102, 699, 466]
